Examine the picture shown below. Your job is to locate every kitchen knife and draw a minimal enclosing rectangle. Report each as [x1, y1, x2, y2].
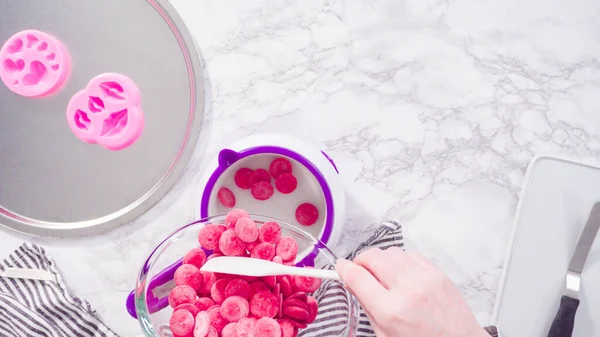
[547, 201, 600, 337]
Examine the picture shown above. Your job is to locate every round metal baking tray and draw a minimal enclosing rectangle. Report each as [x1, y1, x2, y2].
[0, 0, 206, 236]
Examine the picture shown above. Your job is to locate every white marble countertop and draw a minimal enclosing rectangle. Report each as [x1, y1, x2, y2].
[2, 0, 600, 335]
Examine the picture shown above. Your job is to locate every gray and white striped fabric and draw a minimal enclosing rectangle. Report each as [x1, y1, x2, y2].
[300, 220, 404, 337]
[0, 243, 118, 337]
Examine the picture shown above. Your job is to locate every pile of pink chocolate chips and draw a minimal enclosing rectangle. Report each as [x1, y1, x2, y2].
[217, 157, 319, 227]
[168, 209, 322, 337]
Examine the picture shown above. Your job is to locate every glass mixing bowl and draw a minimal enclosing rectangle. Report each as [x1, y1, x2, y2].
[135, 215, 359, 337]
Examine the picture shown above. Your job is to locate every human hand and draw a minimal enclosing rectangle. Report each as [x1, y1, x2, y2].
[335, 248, 489, 337]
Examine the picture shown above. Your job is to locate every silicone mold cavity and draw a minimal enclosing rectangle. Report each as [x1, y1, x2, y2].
[66, 73, 144, 151]
[0, 30, 70, 97]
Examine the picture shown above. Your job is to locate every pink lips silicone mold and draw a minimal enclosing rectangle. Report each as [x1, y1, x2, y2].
[0, 30, 70, 97]
[66, 73, 144, 151]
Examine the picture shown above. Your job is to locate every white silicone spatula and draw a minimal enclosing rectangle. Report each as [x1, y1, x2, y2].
[201, 256, 342, 281]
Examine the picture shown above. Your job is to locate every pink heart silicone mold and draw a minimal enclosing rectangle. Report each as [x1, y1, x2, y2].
[66, 73, 144, 151]
[0, 30, 70, 97]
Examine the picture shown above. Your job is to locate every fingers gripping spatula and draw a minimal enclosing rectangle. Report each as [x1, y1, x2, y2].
[547, 202, 600, 337]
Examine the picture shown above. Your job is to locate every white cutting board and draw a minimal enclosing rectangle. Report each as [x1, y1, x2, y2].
[493, 156, 600, 337]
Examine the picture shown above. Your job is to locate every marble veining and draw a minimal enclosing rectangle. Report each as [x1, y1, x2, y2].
[2, 0, 600, 335]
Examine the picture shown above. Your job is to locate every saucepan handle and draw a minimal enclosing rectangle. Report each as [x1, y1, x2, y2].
[126, 258, 183, 319]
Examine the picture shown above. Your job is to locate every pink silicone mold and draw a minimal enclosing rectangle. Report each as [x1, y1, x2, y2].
[66, 73, 144, 151]
[0, 30, 70, 97]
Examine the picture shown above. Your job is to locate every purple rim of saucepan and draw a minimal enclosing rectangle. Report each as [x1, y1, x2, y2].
[126, 147, 337, 319]
[321, 150, 339, 174]
[199, 146, 335, 245]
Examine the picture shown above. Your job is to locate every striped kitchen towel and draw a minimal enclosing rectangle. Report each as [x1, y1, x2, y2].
[299, 220, 404, 337]
[0, 243, 118, 337]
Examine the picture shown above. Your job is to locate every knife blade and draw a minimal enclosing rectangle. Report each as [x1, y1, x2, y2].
[547, 201, 600, 337]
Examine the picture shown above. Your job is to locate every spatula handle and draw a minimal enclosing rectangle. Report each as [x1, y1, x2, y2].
[547, 295, 579, 337]
[282, 265, 341, 281]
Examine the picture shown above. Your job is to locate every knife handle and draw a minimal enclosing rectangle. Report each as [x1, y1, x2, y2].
[547, 295, 580, 337]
